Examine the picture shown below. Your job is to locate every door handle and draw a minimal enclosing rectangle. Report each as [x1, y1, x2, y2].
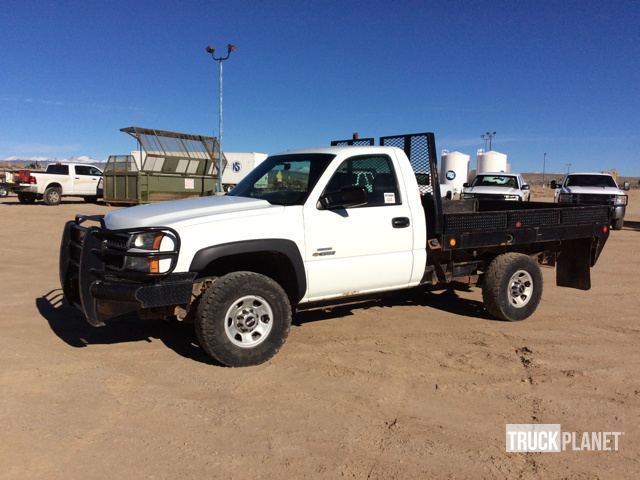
[392, 217, 410, 228]
[75, 177, 80, 180]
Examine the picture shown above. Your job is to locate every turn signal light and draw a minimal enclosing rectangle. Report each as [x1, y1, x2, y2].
[602, 225, 608, 234]
[449, 238, 457, 247]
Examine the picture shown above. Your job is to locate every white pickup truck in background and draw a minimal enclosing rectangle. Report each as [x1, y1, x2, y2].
[461, 173, 531, 201]
[552, 172, 627, 230]
[13, 163, 103, 205]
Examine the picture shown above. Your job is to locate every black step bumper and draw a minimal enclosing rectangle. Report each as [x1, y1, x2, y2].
[59, 215, 195, 326]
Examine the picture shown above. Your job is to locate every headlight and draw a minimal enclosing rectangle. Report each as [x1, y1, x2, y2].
[461, 193, 475, 199]
[504, 194, 520, 200]
[129, 232, 164, 250]
[558, 193, 574, 203]
[125, 232, 176, 273]
[614, 195, 628, 206]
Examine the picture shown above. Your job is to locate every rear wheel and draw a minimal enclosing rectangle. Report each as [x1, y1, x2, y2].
[17, 193, 37, 204]
[43, 186, 62, 206]
[0, 186, 8, 198]
[482, 253, 543, 321]
[195, 271, 292, 367]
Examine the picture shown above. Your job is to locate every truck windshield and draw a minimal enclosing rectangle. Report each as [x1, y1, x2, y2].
[228, 153, 335, 205]
[472, 175, 518, 188]
[565, 175, 617, 188]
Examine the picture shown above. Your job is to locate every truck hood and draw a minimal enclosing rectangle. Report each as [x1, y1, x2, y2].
[465, 186, 521, 195]
[104, 195, 273, 229]
[561, 186, 622, 195]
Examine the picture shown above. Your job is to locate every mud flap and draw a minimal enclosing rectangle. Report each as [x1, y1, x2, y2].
[556, 238, 591, 290]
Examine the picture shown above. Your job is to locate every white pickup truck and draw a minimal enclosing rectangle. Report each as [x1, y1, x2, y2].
[552, 173, 627, 230]
[461, 173, 531, 201]
[14, 163, 102, 205]
[60, 132, 612, 366]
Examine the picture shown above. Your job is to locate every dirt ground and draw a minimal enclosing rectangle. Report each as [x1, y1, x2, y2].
[1, 190, 639, 479]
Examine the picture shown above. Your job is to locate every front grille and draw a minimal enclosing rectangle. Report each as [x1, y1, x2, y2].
[476, 194, 508, 200]
[574, 194, 613, 205]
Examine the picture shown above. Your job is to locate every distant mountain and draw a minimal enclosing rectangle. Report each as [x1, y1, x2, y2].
[1, 155, 106, 164]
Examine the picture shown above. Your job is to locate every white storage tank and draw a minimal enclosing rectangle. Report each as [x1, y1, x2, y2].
[440, 150, 470, 193]
[477, 150, 508, 173]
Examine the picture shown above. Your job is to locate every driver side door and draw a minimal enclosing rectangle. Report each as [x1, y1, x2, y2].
[302, 154, 414, 301]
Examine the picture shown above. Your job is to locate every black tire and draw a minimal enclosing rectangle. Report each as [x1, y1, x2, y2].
[195, 271, 292, 367]
[612, 218, 624, 230]
[43, 186, 62, 206]
[17, 193, 37, 204]
[482, 253, 543, 322]
[0, 186, 8, 198]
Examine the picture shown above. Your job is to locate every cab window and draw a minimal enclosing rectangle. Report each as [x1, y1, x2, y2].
[323, 155, 401, 207]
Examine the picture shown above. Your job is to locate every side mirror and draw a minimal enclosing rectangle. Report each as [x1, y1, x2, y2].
[550, 180, 558, 189]
[623, 181, 630, 191]
[319, 186, 368, 210]
[521, 184, 530, 190]
[463, 182, 470, 188]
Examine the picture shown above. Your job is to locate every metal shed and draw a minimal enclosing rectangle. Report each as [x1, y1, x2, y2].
[103, 126, 227, 204]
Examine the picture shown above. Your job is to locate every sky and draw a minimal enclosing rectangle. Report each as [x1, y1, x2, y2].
[1, 0, 639, 174]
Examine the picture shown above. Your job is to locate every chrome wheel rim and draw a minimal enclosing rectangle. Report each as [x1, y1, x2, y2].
[49, 191, 60, 202]
[508, 270, 534, 308]
[224, 295, 273, 348]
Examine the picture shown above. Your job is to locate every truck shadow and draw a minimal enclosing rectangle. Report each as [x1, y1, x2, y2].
[294, 287, 496, 326]
[622, 220, 640, 231]
[36, 289, 220, 365]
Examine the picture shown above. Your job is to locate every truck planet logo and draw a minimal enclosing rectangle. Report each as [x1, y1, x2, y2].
[506, 424, 623, 452]
[445, 170, 456, 181]
[232, 161, 242, 173]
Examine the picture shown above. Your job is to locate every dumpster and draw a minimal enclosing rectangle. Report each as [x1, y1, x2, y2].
[103, 126, 227, 205]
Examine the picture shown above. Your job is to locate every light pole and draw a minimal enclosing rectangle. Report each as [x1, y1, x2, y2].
[481, 131, 497, 151]
[206, 43, 237, 193]
[565, 162, 572, 174]
[542, 152, 547, 187]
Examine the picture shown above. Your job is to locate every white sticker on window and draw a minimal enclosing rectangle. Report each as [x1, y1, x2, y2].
[184, 178, 195, 189]
[384, 192, 395, 204]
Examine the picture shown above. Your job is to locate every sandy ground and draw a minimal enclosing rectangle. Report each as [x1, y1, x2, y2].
[1, 191, 639, 479]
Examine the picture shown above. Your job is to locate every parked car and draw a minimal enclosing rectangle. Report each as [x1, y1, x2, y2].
[13, 163, 102, 205]
[552, 173, 627, 230]
[60, 132, 611, 366]
[461, 173, 531, 201]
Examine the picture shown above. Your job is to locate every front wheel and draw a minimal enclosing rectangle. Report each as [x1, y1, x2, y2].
[195, 271, 292, 367]
[0, 186, 8, 198]
[482, 253, 543, 321]
[612, 218, 624, 230]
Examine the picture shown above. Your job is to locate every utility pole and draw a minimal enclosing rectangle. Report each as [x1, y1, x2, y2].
[481, 131, 497, 151]
[206, 43, 237, 193]
[542, 152, 547, 187]
[565, 162, 572, 174]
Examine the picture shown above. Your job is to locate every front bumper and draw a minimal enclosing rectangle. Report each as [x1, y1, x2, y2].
[59, 215, 195, 326]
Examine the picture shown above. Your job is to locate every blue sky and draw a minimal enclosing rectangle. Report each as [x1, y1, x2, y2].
[1, 0, 639, 174]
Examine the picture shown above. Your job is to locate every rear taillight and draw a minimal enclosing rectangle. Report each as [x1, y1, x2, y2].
[29, 176, 37, 184]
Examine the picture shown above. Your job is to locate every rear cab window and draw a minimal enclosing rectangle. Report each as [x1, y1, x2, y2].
[46, 164, 69, 175]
